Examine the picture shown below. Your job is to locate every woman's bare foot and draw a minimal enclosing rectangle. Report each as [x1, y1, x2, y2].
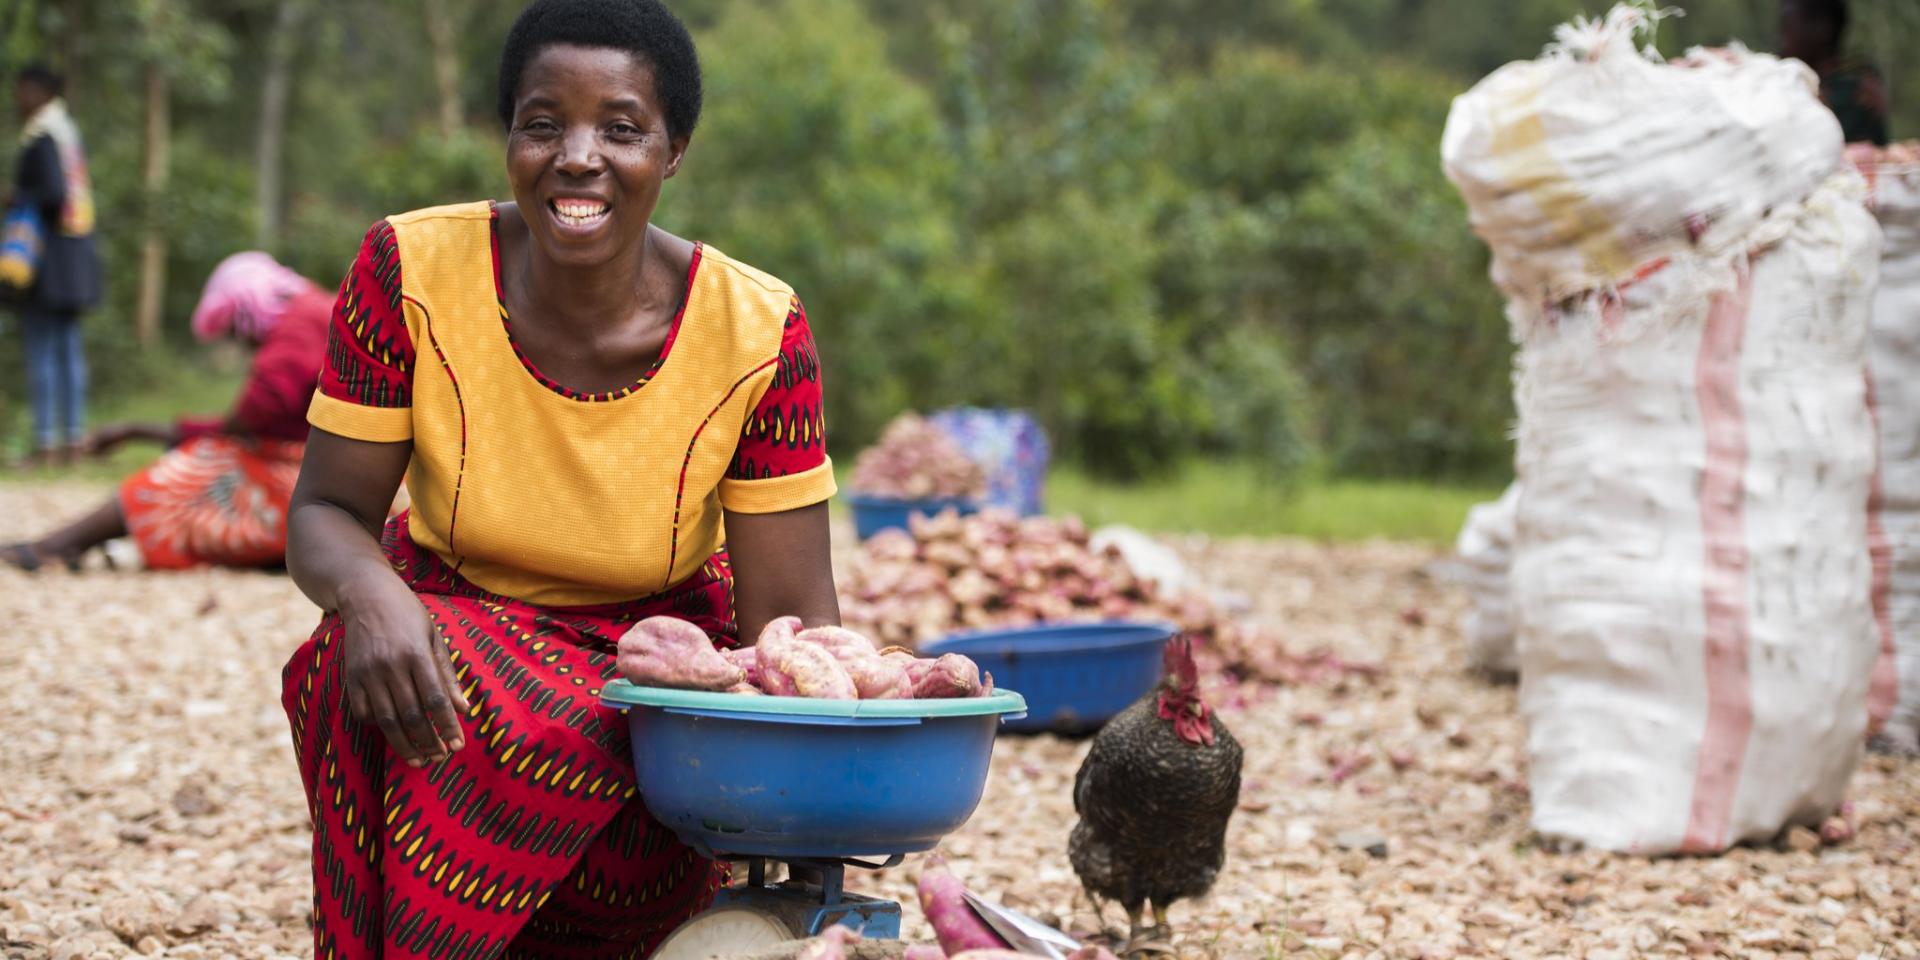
[3, 501, 130, 573]
[1, 543, 40, 571]
[1, 542, 81, 572]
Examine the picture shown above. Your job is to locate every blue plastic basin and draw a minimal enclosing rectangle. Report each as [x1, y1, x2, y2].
[844, 493, 979, 540]
[921, 622, 1174, 735]
[602, 684, 1027, 859]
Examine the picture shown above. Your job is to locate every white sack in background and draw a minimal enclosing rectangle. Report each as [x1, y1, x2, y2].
[1440, 6, 1841, 309]
[1852, 142, 1920, 754]
[1454, 484, 1521, 677]
[1507, 176, 1881, 854]
[1444, 3, 1883, 853]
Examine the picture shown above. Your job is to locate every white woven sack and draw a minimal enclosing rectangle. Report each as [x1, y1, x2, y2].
[1441, 5, 1842, 309]
[1455, 484, 1521, 677]
[1511, 175, 1882, 853]
[1852, 143, 1920, 753]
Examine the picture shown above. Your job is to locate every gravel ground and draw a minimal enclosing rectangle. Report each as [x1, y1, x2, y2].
[1, 482, 1914, 960]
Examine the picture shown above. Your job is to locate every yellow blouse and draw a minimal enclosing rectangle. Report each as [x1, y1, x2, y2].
[307, 202, 835, 606]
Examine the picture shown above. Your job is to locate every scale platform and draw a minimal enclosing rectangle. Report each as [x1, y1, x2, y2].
[652, 856, 904, 959]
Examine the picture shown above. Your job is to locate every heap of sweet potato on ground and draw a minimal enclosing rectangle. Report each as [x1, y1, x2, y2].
[835, 509, 1379, 687]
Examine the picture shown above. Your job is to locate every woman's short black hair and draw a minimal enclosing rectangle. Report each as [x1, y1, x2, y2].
[497, 0, 702, 140]
[17, 62, 65, 96]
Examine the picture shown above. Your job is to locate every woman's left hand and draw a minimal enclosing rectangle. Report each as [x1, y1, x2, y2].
[726, 501, 841, 642]
[82, 423, 174, 457]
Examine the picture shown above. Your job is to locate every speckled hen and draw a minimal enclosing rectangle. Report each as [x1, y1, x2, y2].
[1068, 638, 1243, 941]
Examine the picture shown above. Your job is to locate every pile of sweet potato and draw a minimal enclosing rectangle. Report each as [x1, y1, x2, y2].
[836, 509, 1372, 685]
[848, 414, 987, 501]
[615, 616, 990, 699]
[836, 510, 1138, 647]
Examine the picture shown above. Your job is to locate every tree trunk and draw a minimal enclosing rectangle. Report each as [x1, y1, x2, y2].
[423, 0, 463, 138]
[254, 0, 306, 250]
[135, 62, 171, 348]
[57, 0, 85, 103]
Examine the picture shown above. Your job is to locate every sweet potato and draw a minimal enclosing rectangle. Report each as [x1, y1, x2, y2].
[902, 946, 947, 960]
[841, 652, 912, 700]
[724, 683, 763, 696]
[747, 617, 809, 695]
[759, 632, 858, 700]
[1065, 947, 1120, 960]
[797, 625, 879, 658]
[615, 617, 744, 692]
[916, 855, 1008, 955]
[948, 953, 1029, 960]
[757, 665, 801, 698]
[798, 627, 909, 699]
[796, 925, 859, 960]
[905, 659, 934, 683]
[909, 654, 982, 699]
[722, 646, 763, 688]
[759, 615, 804, 645]
[879, 648, 919, 687]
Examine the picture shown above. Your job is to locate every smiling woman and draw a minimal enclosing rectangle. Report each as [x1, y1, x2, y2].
[277, 1, 842, 957]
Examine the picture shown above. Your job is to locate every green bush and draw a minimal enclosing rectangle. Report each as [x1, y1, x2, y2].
[283, 125, 507, 287]
[1158, 50, 1513, 480]
[662, 0, 968, 450]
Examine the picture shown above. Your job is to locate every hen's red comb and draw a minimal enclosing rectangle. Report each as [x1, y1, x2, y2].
[1163, 636, 1199, 687]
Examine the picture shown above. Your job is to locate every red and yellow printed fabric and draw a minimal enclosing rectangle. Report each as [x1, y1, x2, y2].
[283, 515, 733, 959]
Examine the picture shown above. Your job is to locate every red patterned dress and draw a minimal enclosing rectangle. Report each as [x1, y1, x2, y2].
[284, 203, 836, 959]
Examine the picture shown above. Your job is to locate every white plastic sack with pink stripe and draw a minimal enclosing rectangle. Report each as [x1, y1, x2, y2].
[1852, 142, 1920, 754]
[1444, 5, 1885, 853]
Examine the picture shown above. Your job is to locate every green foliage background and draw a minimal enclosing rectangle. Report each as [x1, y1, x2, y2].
[3, 0, 1915, 480]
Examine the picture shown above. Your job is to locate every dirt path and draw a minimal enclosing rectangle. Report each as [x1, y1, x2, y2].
[1, 483, 1913, 959]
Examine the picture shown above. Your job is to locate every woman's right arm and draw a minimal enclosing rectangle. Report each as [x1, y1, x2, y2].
[285, 428, 412, 605]
[288, 428, 469, 768]
[290, 218, 467, 769]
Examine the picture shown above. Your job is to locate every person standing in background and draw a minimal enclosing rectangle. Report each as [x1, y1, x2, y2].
[8, 62, 102, 467]
[1779, 0, 1890, 146]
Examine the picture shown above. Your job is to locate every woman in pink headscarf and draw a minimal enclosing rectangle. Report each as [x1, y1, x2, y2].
[3, 252, 334, 570]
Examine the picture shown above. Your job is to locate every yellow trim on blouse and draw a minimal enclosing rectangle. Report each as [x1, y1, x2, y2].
[308, 390, 411, 442]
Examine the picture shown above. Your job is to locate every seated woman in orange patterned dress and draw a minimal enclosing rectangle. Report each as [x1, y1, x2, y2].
[2, 251, 332, 571]
[280, 0, 841, 956]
